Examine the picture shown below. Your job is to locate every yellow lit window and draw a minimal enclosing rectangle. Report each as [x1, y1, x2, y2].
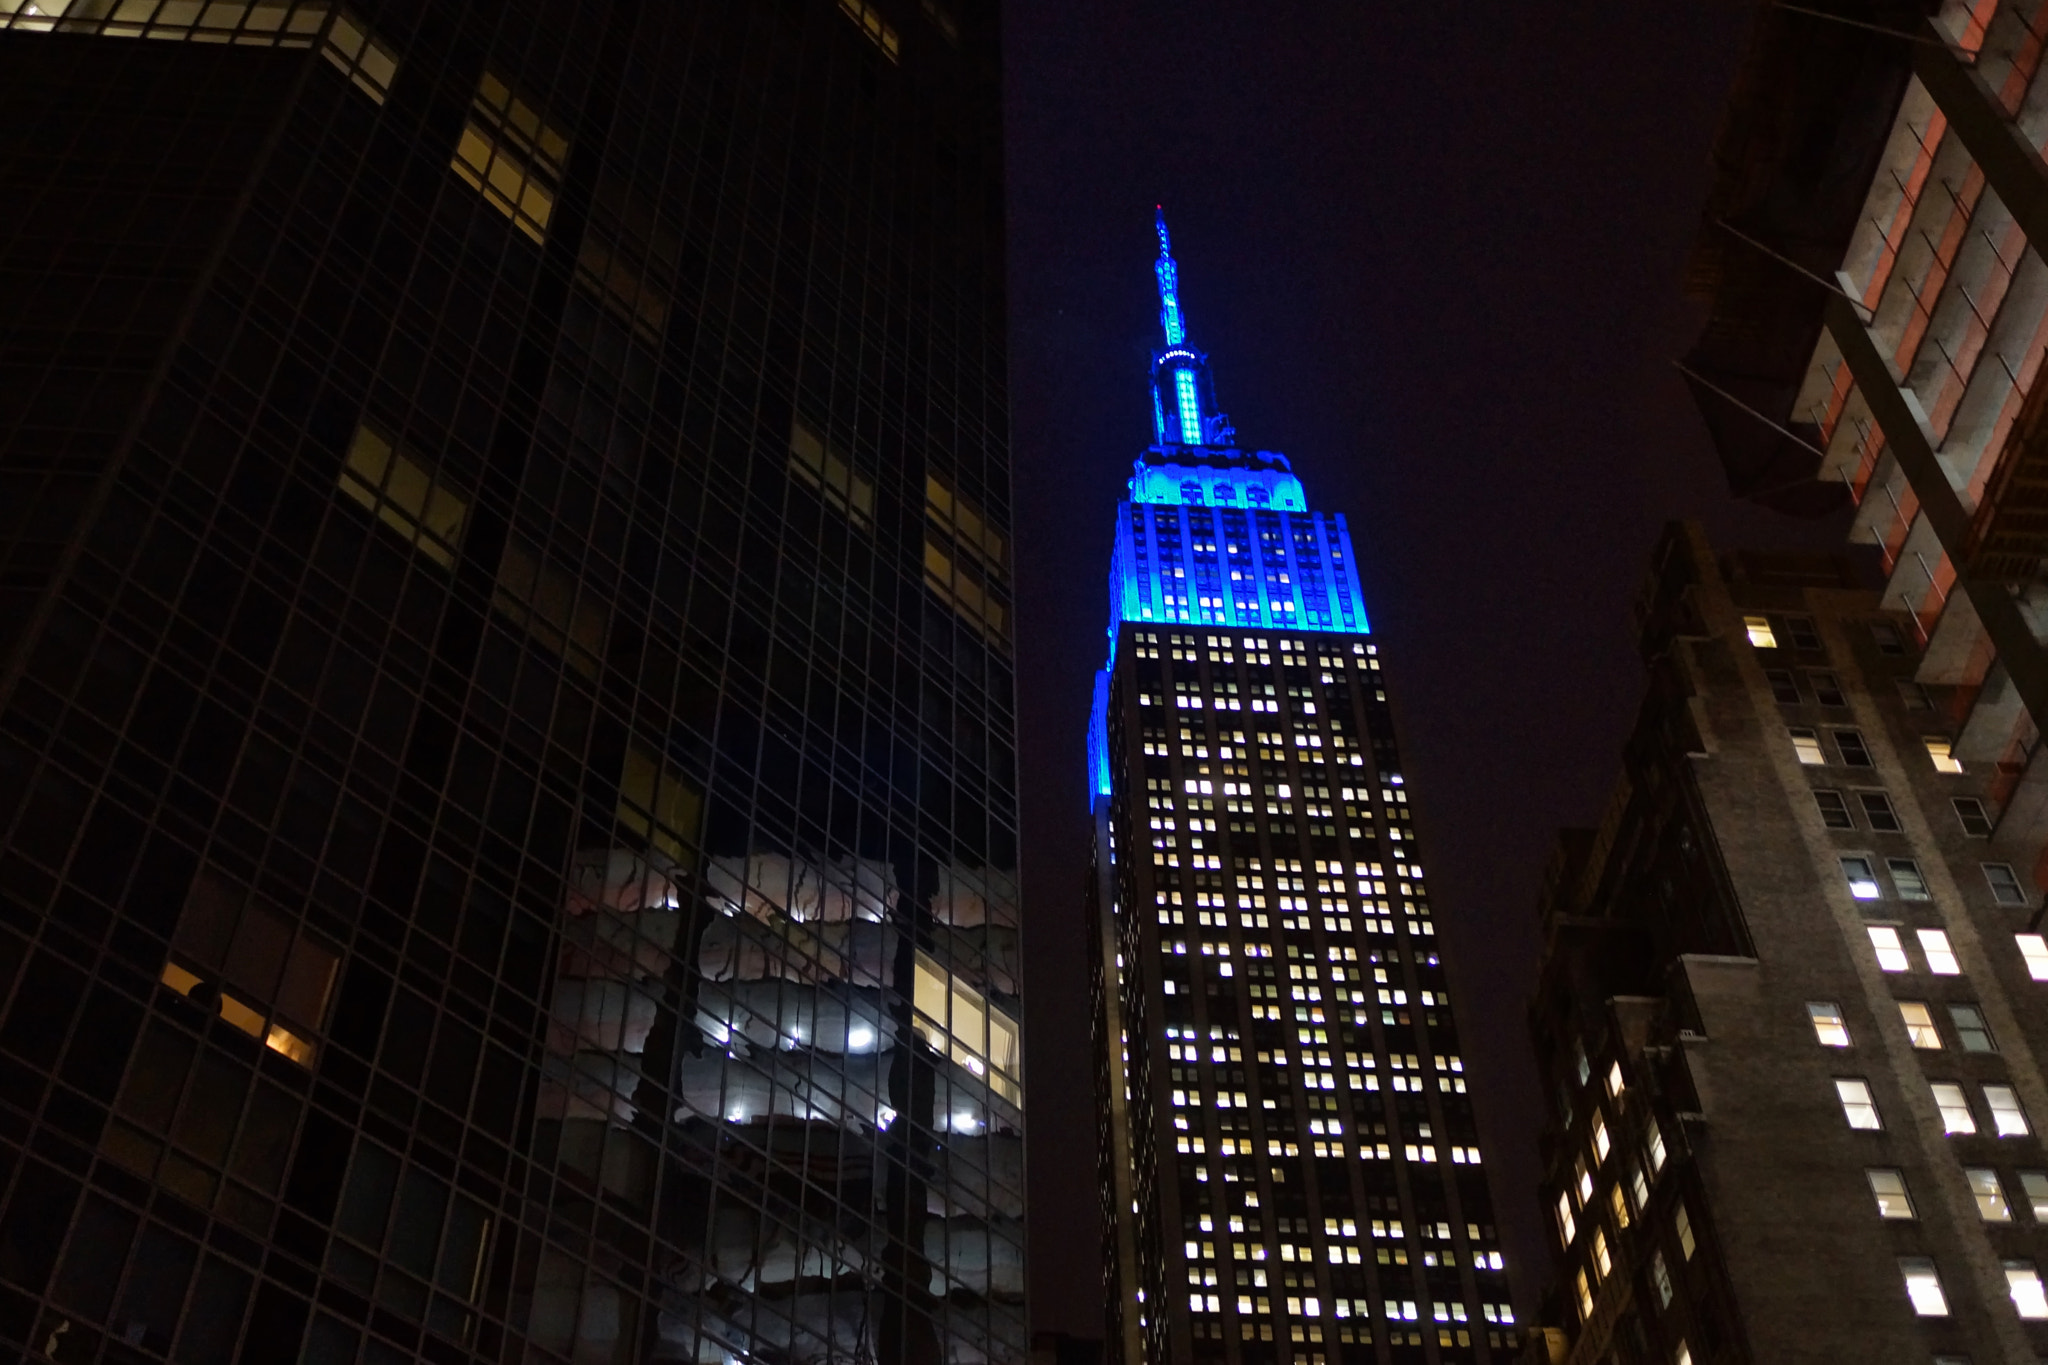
[1744, 615, 1777, 648]
[1789, 728, 1824, 765]
[1592, 1228, 1611, 1277]
[924, 539, 1008, 645]
[338, 423, 466, 568]
[451, 70, 569, 243]
[1609, 1183, 1630, 1229]
[1807, 1000, 1850, 1047]
[1898, 1001, 1942, 1049]
[911, 951, 1021, 1105]
[790, 417, 875, 527]
[321, 6, 399, 103]
[492, 538, 607, 678]
[1924, 737, 1964, 773]
[837, 0, 900, 59]
[617, 746, 701, 867]
[160, 867, 338, 1069]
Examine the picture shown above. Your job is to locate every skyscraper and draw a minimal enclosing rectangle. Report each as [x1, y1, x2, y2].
[1525, 523, 2048, 1362]
[1085, 215, 1520, 1365]
[0, 3, 1021, 1362]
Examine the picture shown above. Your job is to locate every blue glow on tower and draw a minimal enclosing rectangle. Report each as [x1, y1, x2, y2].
[1089, 213, 1373, 799]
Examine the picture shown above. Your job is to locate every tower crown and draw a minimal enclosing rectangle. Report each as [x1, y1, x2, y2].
[1148, 209, 1234, 448]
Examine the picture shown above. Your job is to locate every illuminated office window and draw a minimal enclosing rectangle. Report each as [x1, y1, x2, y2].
[1743, 616, 1777, 648]
[790, 417, 874, 528]
[1806, 1001, 1850, 1047]
[158, 867, 336, 1068]
[451, 70, 569, 243]
[1924, 737, 1964, 773]
[912, 951, 1021, 1106]
[836, 0, 900, 58]
[1866, 925, 1907, 970]
[1986, 1084, 2030, 1137]
[1835, 1078, 1881, 1130]
[1899, 1258, 1947, 1316]
[1967, 1169, 2010, 1222]
[1865, 1169, 1912, 1219]
[1897, 1001, 1941, 1049]
[1789, 728, 1824, 764]
[320, 6, 398, 102]
[1917, 929, 1959, 975]
[337, 424, 466, 568]
[1930, 1083, 1975, 1135]
[2019, 933, 2048, 980]
[2009, 1262, 2048, 1319]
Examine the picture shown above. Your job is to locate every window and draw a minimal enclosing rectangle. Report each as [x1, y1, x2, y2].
[160, 867, 336, 1068]
[1867, 925, 1908, 969]
[1790, 728, 1826, 765]
[1593, 1228, 1611, 1277]
[1983, 863, 2027, 906]
[2019, 933, 2048, 980]
[337, 424, 466, 569]
[1834, 729, 1872, 766]
[1610, 1183, 1631, 1229]
[1592, 1114, 1611, 1161]
[1555, 1192, 1575, 1247]
[1953, 798, 1993, 837]
[1674, 1202, 1696, 1259]
[1898, 678, 1932, 709]
[1836, 1078, 1882, 1129]
[1930, 1082, 1976, 1134]
[791, 418, 876, 528]
[836, 0, 902, 58]
[1764, 668, 1800, 703]
[493, 539, 608, 679]
[1807, 1001, 1851, 1047]
[2008, 1262, 2048, 1320]
[2020, 1171, 2048, 1220]
[1813, 791, 1853, 829]
[1872, 621, 1906, 655]
[1673, 1344, 1693, 1365]
[1887, 858, 1930, 900]
[1917, 929, 1960, 975]
[1986, 1084, 2030, 1137]
[1948, 1004, 1996, 1053]
[1843, 858, 1882, 901]
[616, 748, 701, 865]
[1574, 1267, 1593, 1320]
[322, 8, 401, 104]
[1606, 1061, 1626, 1097]
[1897, 1001, 1942, 1049]
[1651, 1249, 1673, 1307]
[1925, 737, 1964, 773]
[1899, 1257, 1948, 1316]
[1866, 1168, 1914, 1219]
[1809, 670, 1845, 706]
[1744, 616, 1778, 648]
[1966, 1169, 2010, 1222]
[450, 71, 569, 244]
[1858, 792, 1901, 832]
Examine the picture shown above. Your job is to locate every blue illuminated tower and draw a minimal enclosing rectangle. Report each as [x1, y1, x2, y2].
[1086, 217, 1520, 1365]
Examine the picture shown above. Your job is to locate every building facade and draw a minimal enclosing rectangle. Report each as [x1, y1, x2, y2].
[1085, 216, 1520, 1365]
[1525, 523, 2048, 1363]
[0, 2, 1021, 1362]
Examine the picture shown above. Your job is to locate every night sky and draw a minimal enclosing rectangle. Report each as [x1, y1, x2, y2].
[1000, 0, 1854, 1339]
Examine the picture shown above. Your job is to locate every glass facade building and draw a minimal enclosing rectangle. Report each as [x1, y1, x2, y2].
[0, 2, 1020, 1362]
[1086, 218, 1518, 1365]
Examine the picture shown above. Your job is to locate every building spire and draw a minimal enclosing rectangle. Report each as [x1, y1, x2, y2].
[1154, 205, 1186, 346]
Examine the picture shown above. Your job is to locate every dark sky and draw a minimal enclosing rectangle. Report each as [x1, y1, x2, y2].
[1000, 0, 1853, 1341]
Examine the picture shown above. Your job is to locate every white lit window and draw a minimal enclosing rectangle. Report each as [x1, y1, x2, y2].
[1897, 1001, 1941, 1049]
[1606, 1061, 1625, 1097]
[1645, 1118, 1667, 1171]
[1924, 737, 1964, 773]
[1745, 616, 1778, 648]
[1674, 1201, 1695, 1259]
[1930, 1082, 1976, 1134]
[1899, 1257, 1948, 1316]
[1966, 1168, 2010, 1222]
[1867, 926, 1908, 971]
[1917, 929, 1960, 975]
[2020, 1171, 2048, 1220]
[2019, 933, 2048, 981]
[1555, 1192, 1575, 1248]
[1866, 1168, 1913, 1219]
[1592, 1115, 1611, 1161]
[1841, 857, 1880, 900]
[1593, 1228, 1611, 1277]
[1986, 1084, 2030, 1137]
[1790, 727, 1825, 765]
[2007, 1261, 2048, 1320]
[1807, 1001, 1850, 1047]
[1836, 1078, 1882, 1130]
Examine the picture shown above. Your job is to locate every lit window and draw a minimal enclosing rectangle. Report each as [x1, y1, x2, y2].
[1744, 616, 1778, 648]
[1887, 858, 1930, 900]
[1948, 1003, 1996, 1053]
[1836, 1078, 1882, 1130]
[1606, 1061, 1625, 1097]
[322, 7, 400, 103]
[1966, 1169, 2010, 1222]
[2009, 1261, 2048, 1320]
[1674, 1344, 1693, 1365]
[1610, 1183, 1631, 1229]
[337, 424, 466, 568]
[1858, 791, 1900, 831]
[1899, 1257, 1948, 1316]
[1930, 1082, 1976, 1134]
[1555, 1192, 1575, 1247]
[1812, 791, 1853, 829]
[1806, 1001, 1850, 1047]
[1917, 929, 1960, 975]
[1592, 1115, 1611, 1161]
[1645, 1118, 1667, 1171]
[1574, 1268, 1593, 1320]
[1953, 797, 1993, 837]
[1898, 1001, 1941, 1049]
[1925, 737, 1964, 773]
[1593, 1228, 1611, 1277]
[450, 71, 570, 244]
[1986, 1084, 2030, 1137]
[792, 417, 876, 528]
[1674, 1202, 1695, 1259]
[2020, 1171, 2048, 1220]
[1866, 925, 1908, 970]
[1983, 862, 2027, 906]
[910, 951, 1021, 1104]
[160, 867, 336, 1069]
[1790, 728, 1825, 765]
[1834, 729, 1872, 766]
[2019, 933, 2048, 981]
[1866, 1168, 1913, 1219]
[1842, 858, 1881, 901]
[836, 0, 902, 58]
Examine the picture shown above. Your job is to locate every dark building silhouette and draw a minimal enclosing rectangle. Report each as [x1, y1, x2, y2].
[0, 2, 1020, 1361]
[1084, 216, 1521, 1365]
